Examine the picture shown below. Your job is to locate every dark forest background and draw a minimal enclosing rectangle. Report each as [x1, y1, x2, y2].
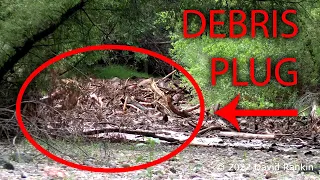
[0, 0, 319, 114]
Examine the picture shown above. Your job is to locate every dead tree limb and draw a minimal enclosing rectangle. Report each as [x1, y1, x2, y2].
[82, 128, 179, 143]
[156, 70, 176, 83]
[184, 104, 200, 113]
[218, 131, 275, 139]
[166, 95, 190, 117]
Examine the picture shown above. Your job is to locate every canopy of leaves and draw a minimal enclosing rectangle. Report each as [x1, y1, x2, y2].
[0, 0, 319, 109]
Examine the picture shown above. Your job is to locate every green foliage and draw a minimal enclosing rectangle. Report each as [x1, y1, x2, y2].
[170, 1, 320, 109]
[135, 137, 160, 164]
[135, 137, 160, 179]
[171, 35, 302, 108]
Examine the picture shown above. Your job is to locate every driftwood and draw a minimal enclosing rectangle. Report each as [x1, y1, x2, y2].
[184, 104, 200, 113]
[150, 77, 193, 118]
[218, 131, 276, 139]
[122, 96, 128, 112]
[82, 128, 179, 143]
[310, 100, 318, 122]
[81, 127, 304, 155]
[137, 78, 153, 87]
[166, 95, 190, 118]
[155, 70, 176, 83]
[132, 70, 198, 118]
[121, 96, 150, 112]
[198, 126, 228, 135]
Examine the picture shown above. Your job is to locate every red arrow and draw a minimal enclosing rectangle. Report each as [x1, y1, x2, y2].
[214, 94, 298, 132]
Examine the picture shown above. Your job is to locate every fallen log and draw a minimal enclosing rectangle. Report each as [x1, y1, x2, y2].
[218, 131, 275, 139]
[82, 128, 179, 143]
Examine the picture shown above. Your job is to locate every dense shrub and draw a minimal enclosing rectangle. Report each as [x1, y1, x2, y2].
[170, 34, 318, 108]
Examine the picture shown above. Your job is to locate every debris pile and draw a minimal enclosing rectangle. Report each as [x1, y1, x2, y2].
[21, 71, 320, 148]
[31, 71, 205, 142]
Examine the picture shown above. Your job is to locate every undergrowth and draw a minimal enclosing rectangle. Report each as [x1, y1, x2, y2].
[89, 65, 150, 79]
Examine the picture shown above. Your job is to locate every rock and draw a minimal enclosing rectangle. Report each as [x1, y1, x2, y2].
[21, 171, 27, 178]
[243, 173, 250, 177]
[3, 162, 14, 170]
[110, 77, 121, 82]
[0, 158, 14, 170]
[121, 163, 130, 168]
[110, 77, 121, 87]
[83, 157, 96, 166]
[105, 162, 116, 168]
[189, 173, 202, 179]
[211, 173, 226, 179]
[227, 151, 237, 156]
[227, 167, 236, 172]
[282, 149, 297, 155]
[154, 175, 165, 180]
[264, 171, 275, 179]
[169, 156, 180, 161]
[169, 167, 177, 173]
[83, 160, 95, 166]
[304, 151, 315, 156]
[153, 170, 163, 175]
[44, 166, 67, 179]
[239, 119, 248, 126]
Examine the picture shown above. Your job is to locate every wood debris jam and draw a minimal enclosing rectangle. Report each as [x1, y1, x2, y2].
[18, 71, 320, 148]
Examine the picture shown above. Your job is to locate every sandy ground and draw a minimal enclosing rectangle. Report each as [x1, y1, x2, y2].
[0, 140, 320, 180]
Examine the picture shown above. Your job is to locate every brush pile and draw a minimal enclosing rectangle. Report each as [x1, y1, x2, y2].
[26, 71, 205, 142]
[16, 71, 320, 147]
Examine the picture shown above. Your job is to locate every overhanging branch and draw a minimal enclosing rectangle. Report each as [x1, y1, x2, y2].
[0, 0, 88, 82]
